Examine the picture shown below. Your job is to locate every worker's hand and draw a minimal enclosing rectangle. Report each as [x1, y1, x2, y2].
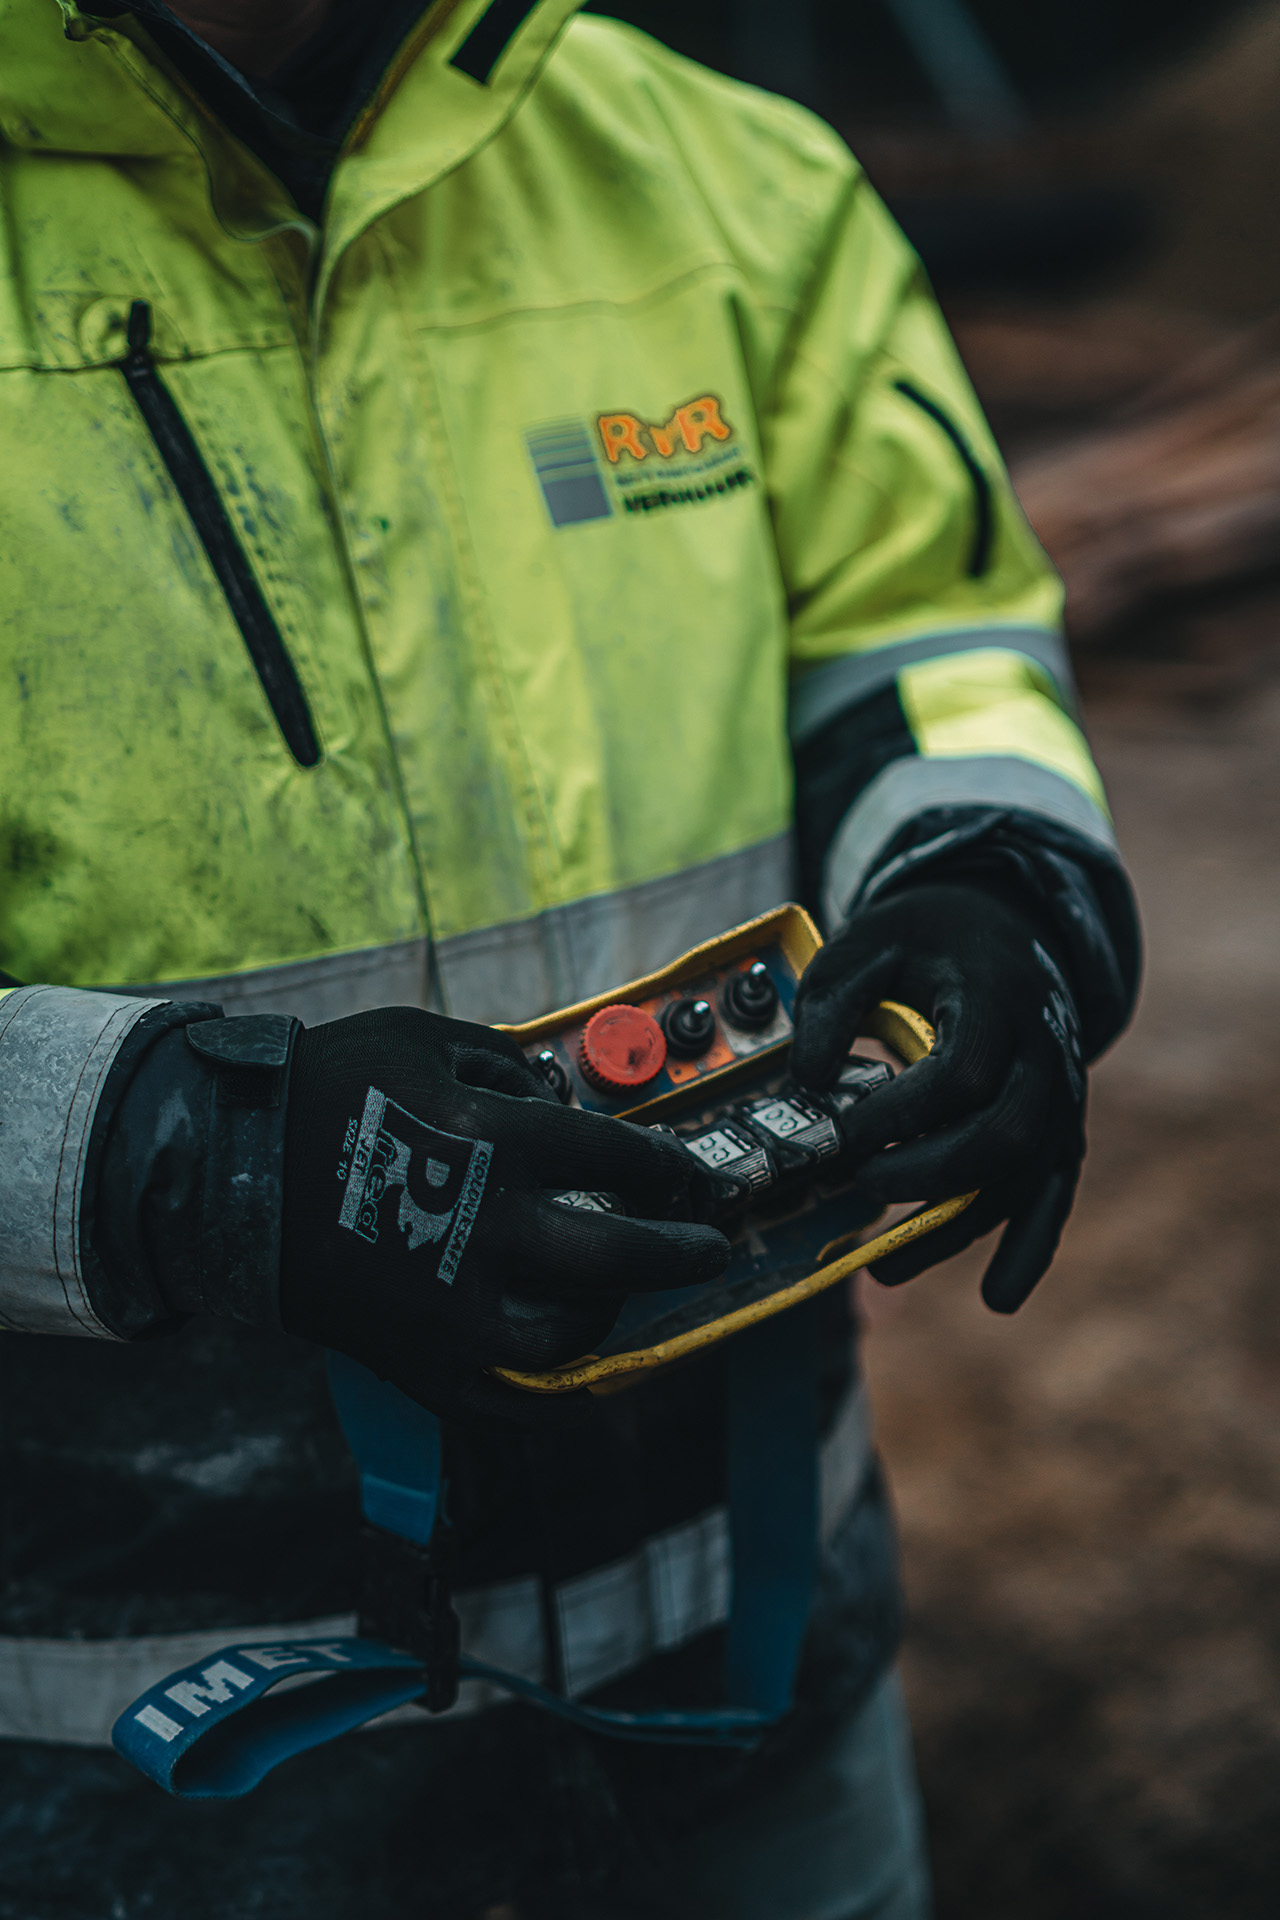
[279, 1008, 729, 1422]
[790, 882, 1086, 1312]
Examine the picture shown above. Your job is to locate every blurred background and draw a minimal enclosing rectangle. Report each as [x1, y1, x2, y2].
[587, 4, 1280, 1914]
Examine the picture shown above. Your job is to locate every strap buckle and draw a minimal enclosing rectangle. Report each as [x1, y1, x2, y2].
[356, 1520, 461, 1715]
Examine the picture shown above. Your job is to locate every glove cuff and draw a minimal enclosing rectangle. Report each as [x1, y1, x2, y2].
[84, 1010, 300, 1337]
[182, 1015, 301, 1327]
[852, 805, 1139, 1061]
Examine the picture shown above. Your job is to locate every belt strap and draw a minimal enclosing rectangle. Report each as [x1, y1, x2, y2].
[114, 1323, 819, 1797]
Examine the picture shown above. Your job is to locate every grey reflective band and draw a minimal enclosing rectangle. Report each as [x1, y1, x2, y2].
[788, 626, 1077, 747]
[0, 1385, 870, 1746]
[0, 986, 167, 1338]
[822, 754, 1118, 930]
[112, 835, 796, 1028]
[134, 938, 434, 1028]
[433, 835, 794, 1024]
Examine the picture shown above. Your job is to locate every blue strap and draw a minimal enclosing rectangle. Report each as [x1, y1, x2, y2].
[326, 1351, 440, 1545]
[111, 1637, 771, 1800]
[725, 1300, 818, 1715]
[112, 1637, 427, 1798]
[115, 1328, 820, 1796]
[456, 1658, 767, 1747]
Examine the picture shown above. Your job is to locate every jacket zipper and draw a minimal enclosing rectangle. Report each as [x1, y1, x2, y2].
[893, 378, 994, 579]
[118, 302, 321, 768]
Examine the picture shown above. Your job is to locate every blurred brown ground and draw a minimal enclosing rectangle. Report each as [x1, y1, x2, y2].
[861, 667, 1280, 1918]
[848, 9, 1280, 1914]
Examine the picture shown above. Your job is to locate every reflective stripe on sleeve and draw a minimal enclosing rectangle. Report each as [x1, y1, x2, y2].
[897, 649, 1106, 812]
[0, 986, 167, 1338]
[0, 1385, 871, 1745]
[788, 624, 1077, 747]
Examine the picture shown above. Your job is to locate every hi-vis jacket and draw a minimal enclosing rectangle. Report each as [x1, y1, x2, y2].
[0, 0, 1130, 1747]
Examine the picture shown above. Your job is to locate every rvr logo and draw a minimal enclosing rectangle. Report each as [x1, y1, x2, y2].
[596, 395, 733, 463]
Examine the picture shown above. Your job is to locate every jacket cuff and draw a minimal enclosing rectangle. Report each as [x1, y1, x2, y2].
[0, 986, 167, 1337]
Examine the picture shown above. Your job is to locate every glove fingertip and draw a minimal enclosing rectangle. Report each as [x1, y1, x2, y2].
[789, 1036, 846, 1093]
[979, 1224, 1055, 1313]
[980, 1167, 1078, 1314]
[656, 1218, 732, 1278]
[789, 997, 860, 1091]
[980, 1264, 1042, 1315]
[863, 1263, 916, 1290]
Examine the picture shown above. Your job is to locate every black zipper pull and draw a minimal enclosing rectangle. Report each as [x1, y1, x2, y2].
[124, 298, 153, 373]
[117, 301, 322, 768]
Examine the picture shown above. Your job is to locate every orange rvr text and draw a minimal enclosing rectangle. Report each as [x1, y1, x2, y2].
[596, 396, 733, 464]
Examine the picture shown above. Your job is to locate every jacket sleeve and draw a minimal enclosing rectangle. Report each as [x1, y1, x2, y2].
[0, 984, 292, 1340]
[762, 172, 1139, 1055]
[0, 984, 165, 1335]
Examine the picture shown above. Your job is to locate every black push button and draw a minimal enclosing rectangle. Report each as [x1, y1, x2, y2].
[720, 961, 779, 1030]
[661, 996, 717, 1058]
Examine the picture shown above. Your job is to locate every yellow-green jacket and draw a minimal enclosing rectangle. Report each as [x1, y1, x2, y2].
[0, 0, 1111, 1028]
[0, 0, 1133, 1745]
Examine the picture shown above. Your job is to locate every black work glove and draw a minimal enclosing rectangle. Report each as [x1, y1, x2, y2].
[280, 1008, 729, 1422]
[790, 882, 1086, 1312]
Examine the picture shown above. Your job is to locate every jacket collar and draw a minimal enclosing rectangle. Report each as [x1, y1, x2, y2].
[0, 0, 579, 235]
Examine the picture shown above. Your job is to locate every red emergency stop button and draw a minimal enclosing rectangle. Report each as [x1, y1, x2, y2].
[578, 1004, 667, 1093]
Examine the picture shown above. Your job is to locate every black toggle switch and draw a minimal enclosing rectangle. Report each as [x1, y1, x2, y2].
[661, 995, 717, 1058]
[720, 961, 779, 1030]
[533, 1047, 572, 1103]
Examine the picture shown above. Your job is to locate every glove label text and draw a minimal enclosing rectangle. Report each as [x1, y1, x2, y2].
[338, 1085, 492, 1285]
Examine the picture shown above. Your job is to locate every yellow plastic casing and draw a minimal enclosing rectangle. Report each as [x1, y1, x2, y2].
[496, 903, 823, 1118]
[492, 907, 975, 1394]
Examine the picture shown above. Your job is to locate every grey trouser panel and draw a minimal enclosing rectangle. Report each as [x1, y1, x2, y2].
[674, 1670, 932, 1920]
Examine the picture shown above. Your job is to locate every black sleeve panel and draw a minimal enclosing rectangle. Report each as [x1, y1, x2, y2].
[792, 684, 915, 915]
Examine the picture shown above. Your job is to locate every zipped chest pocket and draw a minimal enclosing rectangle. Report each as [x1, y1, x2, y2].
[118, 302, 321, 768]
